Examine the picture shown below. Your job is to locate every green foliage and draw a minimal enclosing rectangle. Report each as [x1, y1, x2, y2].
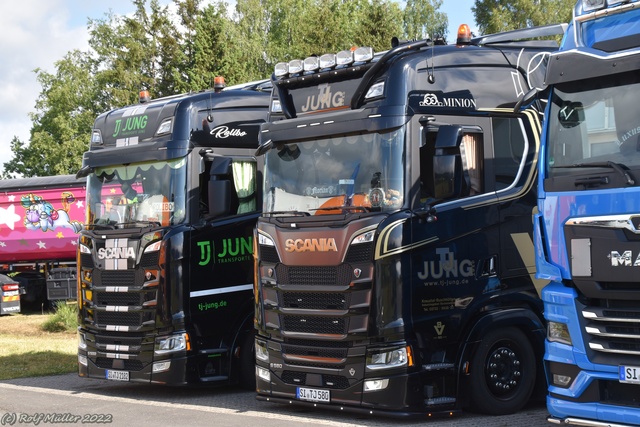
[41, 301, 78, 333]
[473, 0, 574, 36]
[404, 0, 448, 41]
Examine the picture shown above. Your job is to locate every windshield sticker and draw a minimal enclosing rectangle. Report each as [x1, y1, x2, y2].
[418, 93, 477, 109]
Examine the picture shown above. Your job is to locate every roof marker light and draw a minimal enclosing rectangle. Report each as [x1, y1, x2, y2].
[457, 24, 472, 45]
[214, 76, 226, 92]
[139, 90, 150, 103]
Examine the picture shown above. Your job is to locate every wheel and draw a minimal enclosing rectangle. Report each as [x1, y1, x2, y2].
[238, 330, 256, 390]
[468, 327, 536, 415]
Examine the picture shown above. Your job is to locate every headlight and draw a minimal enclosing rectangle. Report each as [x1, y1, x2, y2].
[364, 81, 385, 100]
[142, 231, 163, 253]
[156, 117, 173, 136]
[255, 339, 269, 362]
[351, 230, 375, 245]
[78, 332, 87, 351]
[548, 321, 572, 346]
[258, 232, 275, 247]
[155, 333, 190, 355]
[366, 346, 411, 371]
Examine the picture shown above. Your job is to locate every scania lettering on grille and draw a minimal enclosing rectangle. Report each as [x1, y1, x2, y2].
[609, 250, 640, 267]
[98, 247, 135, 260]
[284, 238, 338, 253]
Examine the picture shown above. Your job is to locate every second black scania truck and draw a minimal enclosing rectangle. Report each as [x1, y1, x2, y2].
[253, 25, 565, 417]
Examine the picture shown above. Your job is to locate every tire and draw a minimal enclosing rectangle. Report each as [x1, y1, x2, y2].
[468, 327, 536, 415]
[238, 330, 256, 390]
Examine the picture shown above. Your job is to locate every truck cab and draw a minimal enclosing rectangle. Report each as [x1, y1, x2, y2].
[254, 25, 565, 417]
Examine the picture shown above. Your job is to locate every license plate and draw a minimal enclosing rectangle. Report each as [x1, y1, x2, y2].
[106, 369, 129, 382]
[619, 365, 640, 384]
[296, 387, 330, 403]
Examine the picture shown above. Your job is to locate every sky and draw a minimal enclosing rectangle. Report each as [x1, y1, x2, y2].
[0, 0, 476, 176]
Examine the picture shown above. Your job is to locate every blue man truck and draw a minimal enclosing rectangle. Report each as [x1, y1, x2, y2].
[534, 0, 640, 425]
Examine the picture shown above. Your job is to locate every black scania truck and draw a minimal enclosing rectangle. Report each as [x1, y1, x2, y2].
[76, 79, 270, 386]
[253, 25, 566, 417]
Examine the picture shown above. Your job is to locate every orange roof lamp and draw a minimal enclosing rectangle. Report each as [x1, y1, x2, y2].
[214, 76, 226, 93]
[139, 90, 151, 103]
[457, 24, 472, 46]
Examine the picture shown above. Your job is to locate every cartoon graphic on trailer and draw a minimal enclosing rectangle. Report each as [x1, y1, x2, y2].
[21, 192, 83, 233]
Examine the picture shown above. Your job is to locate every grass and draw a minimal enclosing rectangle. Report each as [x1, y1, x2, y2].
[0, 304, 78, 380]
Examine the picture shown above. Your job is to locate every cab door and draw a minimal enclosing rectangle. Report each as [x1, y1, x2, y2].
[410, 115, 501, 347]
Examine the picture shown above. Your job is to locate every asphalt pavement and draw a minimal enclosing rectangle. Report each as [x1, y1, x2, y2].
[0, 373, 551, 427]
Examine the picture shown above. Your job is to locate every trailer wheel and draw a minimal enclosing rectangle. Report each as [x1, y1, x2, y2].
[468, 327, 535, 415]
[238, 330, 256, 390]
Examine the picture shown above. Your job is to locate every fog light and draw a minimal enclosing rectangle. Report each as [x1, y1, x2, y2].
[553, 373, 572, 387]
[256, 366, 270, 382]
[78, 355, 88, 367]
[364, 378, 389, 391]
[153, 361, 171, 373]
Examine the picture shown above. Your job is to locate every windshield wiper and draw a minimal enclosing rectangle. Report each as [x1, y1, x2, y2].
[263, 210, 311, 217]
[553, 161, 635, 186]
[86, 223, 116, 230]
[132, 220, 162, 227]
[311, 205, 372, 213]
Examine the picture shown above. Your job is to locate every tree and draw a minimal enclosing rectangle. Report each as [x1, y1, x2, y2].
[356, 0, 405, 51]
[403, 0, 448, 42]
[473, 0, 574, 36]
[3, 50, 97, 177]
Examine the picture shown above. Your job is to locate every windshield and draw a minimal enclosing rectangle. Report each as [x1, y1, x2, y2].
[264, 129, 405, 215]
[546, 70, 640, 178]
[86, 158, 187, 227]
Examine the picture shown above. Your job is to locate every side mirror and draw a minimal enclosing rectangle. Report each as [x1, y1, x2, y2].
[76, 165, 93, 179]
[207, 180, 231, 218]
[513, 87, 539, 113]
[206, 157, 233, 218]
[558, 101, 585, 128]
[425, 125, 465, 200]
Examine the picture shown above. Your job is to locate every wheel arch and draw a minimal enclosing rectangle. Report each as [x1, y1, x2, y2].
[456, 307, 546, 409]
